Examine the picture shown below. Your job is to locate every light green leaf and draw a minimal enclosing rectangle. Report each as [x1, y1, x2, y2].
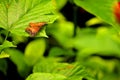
[26, 73, 66, 80]
[0, 0, 57, 37]
[0, 40, 16, 53]
[47, 16, 74, 48]
[49, 47, 74, 57]
[0, 51, 10, 58]
[33, 59, 95, 79]
[33, 60, 75, 76]
[11, 34, 28, 45]
[24, 38, 46, 66]
[55, 0, 67, 10]
[74, 28, 120, 58]
[74, 0, 120, 30]
[86, 17, 104, 27]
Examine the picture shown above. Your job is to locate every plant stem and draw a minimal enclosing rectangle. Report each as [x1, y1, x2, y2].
[73, 5, 78, 37]
[4, 31, 10, 42]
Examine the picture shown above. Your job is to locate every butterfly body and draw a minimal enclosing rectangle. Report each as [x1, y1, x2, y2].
[25, 22, 46, 37]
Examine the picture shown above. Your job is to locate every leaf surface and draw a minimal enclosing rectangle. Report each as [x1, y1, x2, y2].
[0, 0, 57, 37]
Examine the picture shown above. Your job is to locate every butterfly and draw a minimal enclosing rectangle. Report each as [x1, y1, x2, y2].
[114, 2, 120, 24]
[25, 22, 46, 37]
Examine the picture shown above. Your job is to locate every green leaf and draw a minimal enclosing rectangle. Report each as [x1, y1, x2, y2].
[33, 59, 75, 76]
[49, 47, 74, 57]
[0, 0, 57, 37]
[74, 28, 120, 58]
[74, 0, 120, 30]
[76, 56, 120, 80]
[26, 73, 66, 80]
[11, 34, 28, 45]
[47, 15, 74, 48]
[33, 59, 95, 79]
[0, 51, 10, 58]
[24, 38, 46, 66]
[55, 0, 67, 10]
[0, 35, 4, 44]
[5, 49, 30, 77]
[0, 40, 16, 53]
[86, 17, 105, 27]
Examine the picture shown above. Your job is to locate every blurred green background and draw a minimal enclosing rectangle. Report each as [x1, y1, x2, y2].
[0, 0, 120, 80]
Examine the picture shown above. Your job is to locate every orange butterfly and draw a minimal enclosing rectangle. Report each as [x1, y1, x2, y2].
[25, 22, 46, 37]
[114, 2, 120, 23]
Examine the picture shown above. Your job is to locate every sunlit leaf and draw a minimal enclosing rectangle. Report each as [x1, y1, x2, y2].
[0, 0, 57, 37]
[24, 38, 46, 66]
[0, 40, 16, 53]
[11, 34, 28, 45]
[74, 28, 120, 58]
[26, 73, 66, 80]
[55, 0, 67, 10]
[49, 47, 74, 57]
[47, 16, 74, 48]
[0, 51, 10, 58]
[74, 0, 120, 31]
[77, 56, 120, 80]
[33, 59, 75, 76]
[33, 59, 95, 79]
[86, 17, 104, 27]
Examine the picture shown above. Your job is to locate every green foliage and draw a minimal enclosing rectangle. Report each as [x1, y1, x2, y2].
[0, 0, 57, 60]
[0, 41, 16, 58]
[47, 14, 74, 48]
[0, 40, 16, 58]
[0, 0, 57, 37]
[48, 47, 74, 57]
[0, 59, 7, 75]
[74, 0, 120, 30]
[26, 73, 66, 80]
[73, 26, 120, 79]
[27, 58, 95, 80]
[5, 48, 30, 77]
[0, 51, 10, 58]
[11, 34, 28, 45]
[55, 0, 67, 10]
[47, 16, 120, 79]
[0, 40, 16, 52]
[0, 0, 120, 80]
[1, 38, 46, 77]
[24, 38, 46, 66]
[74, 27, 120, 58]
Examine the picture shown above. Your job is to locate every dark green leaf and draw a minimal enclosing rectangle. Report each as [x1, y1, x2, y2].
[0, 59, 7, 75]
[5, 49, 30, 77]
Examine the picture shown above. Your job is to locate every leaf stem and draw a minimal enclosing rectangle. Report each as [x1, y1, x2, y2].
[73, 5, 78, 37]
[4, 30, 10, 42]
